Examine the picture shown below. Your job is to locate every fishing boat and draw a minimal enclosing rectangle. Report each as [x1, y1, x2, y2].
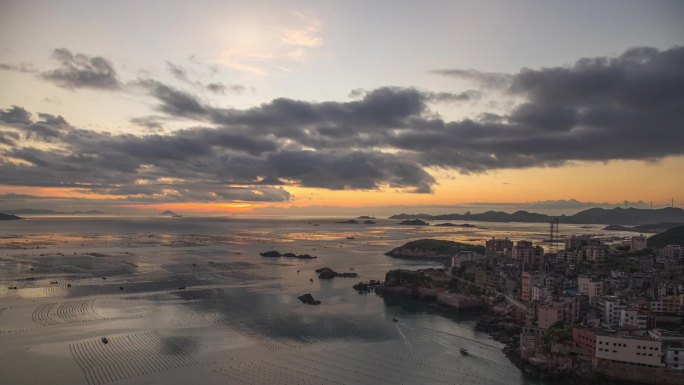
[460, 348, 468, 355]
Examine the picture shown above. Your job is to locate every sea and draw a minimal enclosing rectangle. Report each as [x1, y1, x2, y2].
[0, 216, 645, 385]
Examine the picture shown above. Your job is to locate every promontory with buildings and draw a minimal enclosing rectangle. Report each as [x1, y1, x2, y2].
[377, 210, 684, 385]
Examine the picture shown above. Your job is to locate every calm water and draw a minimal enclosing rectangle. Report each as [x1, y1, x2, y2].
[0, 216, 638, 384]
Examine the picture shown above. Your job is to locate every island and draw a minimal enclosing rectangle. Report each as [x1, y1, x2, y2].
[297, 293, 321, 305]
[0, 212, 22, 220]
[315, 267, 358, 279]
[389, 207, 684, 225]
[398, 219, 429, 226]
[336, 219, 359, 224]
[260, 251, 318, 259]
[385, 239, 485, 260]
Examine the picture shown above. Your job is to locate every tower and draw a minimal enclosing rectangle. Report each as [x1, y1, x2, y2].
[549, 217, 560, 254]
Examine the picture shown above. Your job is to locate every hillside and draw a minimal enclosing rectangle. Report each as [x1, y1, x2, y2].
[647, 225, 684, 249]
[390, 207, 684, 226]
[604, 222, 684, 233]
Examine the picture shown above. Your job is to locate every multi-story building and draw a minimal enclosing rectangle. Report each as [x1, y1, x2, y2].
[565, 235, 602, 251]
[485, 237, 513, 259]
[595, 332, 663, 367]
[583, 245, 608, 262]
[578, 276, 603, 301]
[661, 295, 683, 313]
[662, 245, 682, 259]
[630, 235, 648, 252]
[536, 297, 579, 329]
[619, 309, 648, 329]
[512, 241, 544, 266]
[574, 328, 665, 367]
[649, 330, 684, 369]
[532, 285, 550, 302]
[664, 342, 684, 369]
[600, 296, 625, 327]
[521, 271, 532, 301]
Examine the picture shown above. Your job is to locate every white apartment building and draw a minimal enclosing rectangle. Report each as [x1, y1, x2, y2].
[596, 333, 663, 367]
[618, 309, 648, 329]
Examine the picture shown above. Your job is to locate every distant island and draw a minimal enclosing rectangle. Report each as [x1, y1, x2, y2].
[0, 212, 22, 220]
[385, 239, 485, 260]
[603, 222, 684, 233]
[434, 223, 478, 228]
[399, 219, 429, 226]
[5, 209, 105, 215]
[390, 207, 684, 226]
[160, 210, 182, 217]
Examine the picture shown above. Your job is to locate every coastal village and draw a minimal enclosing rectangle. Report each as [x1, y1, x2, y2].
[377, 220, 684, 385]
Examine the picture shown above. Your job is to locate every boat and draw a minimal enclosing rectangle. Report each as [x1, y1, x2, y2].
[392, 318, 399, 322]
[460, 348, 468, 355]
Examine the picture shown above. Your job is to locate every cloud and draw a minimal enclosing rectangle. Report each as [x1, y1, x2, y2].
[130, 116, 165, 132]
[0, 131, 19, 145]
[0, 62, 36, 73]
[280, 12, 323, 48]
[425, 90, 482, 103]
[429, 68, 513, 89]
[1, 45, 683, 203]
[166, 61, 189, 82]
[206, 82, 247, 94]
[0, 105, 32, 125]
[138, 79, 206, 116]
[41, 48, 120, 89]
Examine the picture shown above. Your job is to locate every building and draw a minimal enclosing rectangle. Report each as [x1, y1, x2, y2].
[512, 241, 544, 266]
[536, 297, 579, 329]
[573, 327, 597, 353]
[583, 245, 608, 262]
[662, 295, 683, 314]
[595, 332, 663, 367]
[648, 330, 684, 370]
[485, 237, 513, 258]
[578, 276, 603, 301]
[565, 235, 602, 251]
[600, 296, 625, 327]
[532, 285, 550, 302]
[662, 245, 682, 259]
[630, 235, 648, 252]
[664, 342, 684, 369]
[619, 309, 648, 329]
[521, 271, 532, 301]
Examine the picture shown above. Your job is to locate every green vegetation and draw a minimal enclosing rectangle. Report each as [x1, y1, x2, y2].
[544, 322, 573, 345]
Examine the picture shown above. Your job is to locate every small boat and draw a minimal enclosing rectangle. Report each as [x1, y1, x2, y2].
[172, 214, 183, 218]
[460, 348, 468, 355]
[392, 318, 399, 322]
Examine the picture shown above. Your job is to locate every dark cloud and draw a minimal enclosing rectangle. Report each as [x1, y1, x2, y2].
[138, 79, 206, 116]
[1, 45, 683, 203]
[0, 131, 19, 145]
[130, 116, 165, 132]
[429, 68, 513, 89]
[0, 62, 36, 73]
[425, 90, 481, 103]
[206, 82, 247, 94]
[41, 48, 120, 89]
[166, 61, 189, 82]
[0, 105, 32, 125]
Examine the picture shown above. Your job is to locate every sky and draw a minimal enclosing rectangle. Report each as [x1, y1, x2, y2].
[0, 0, 683, 215]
